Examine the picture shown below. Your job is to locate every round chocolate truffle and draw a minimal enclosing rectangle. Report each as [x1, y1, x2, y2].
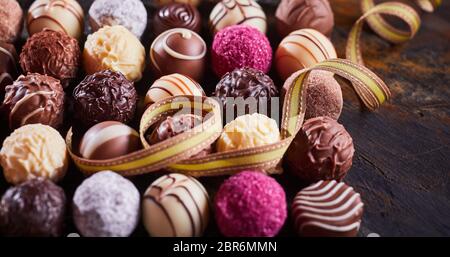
[216, 113, 280, 152]
[211, 25, 272, 77]
[0, 42, 18, 100]
[209, 0, 267, 34]
[153, 0, 201, 7]
[73, 70, 138, 128]
[275, 0, 334, 38]
[144, 73, 205, 107]
[283, 70, 343, 120]
[215, 171, 287, 237]
[0, 124, 68, 185]
[83, 25, 146, 82]
[2, 73, 64, 130]
[150, 28, 206, 82]
[142, 173, 210, 237]
[79, 121, 142, 160]
[89, 0, 147, 39]
[20, 29, 80, 88]
[292, 180, 364, 237]
[275, 28, 337, 80]
[214, 67, 278, 118]
[0, 0, 23, 43]
[27, 0, 84, 39]
[0, 178, 66, 237]
[153, 3, 201, 35]
[285, 116, 355, 183]
[73, 171, 140, 237]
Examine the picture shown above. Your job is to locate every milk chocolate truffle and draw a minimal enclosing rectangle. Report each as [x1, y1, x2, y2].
[275, 28, 337, 80]
[0, 42, 18, 99]
[2, 73, 64, 130]
[144, 73, 205, 106]
[209, 0, 267, 34]
[153, 3, 201, 35]
[150, 28, 206, 82]
[73, 171, 140, 237]
[283, 70, 343, 120]
[275, 0, 334, 38]
[73, 70, 138, 128]
[142, 173, 210, 237]
[153, 0, 201, 7]
[79, 121, 141, 160]
[292, 180, 364, 237]
[285, 116, 354, 183]
[0, 0, 23, 43]
[0, 178, 66, 237]
[20, 30, 80, 88]
[217, 113, 280, 152]
[83, 25, 146, 82]
[0, 124, 68, 185]
[27, 0, 84, 39]
[89, 0, 147, 38]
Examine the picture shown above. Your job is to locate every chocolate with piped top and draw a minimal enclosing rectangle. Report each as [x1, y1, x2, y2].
[153, 3, 201, 35]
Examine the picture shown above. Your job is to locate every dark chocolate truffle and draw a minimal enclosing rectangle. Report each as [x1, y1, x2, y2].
[0, 42, 18, 100]
[214, 67, 278, 118]
[153, 3, 201, 35]
[275, 0, 334, 38]
[73, 70, 137, 128]
[19, 29, 80, 88]
[0, 178, 66, 237]
[285, 116, 354, 182]
[2, 73, 64, 130]
[0, 0, 23, 43]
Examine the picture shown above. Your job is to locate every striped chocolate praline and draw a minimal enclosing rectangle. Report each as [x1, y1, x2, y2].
[79, 121, 141, 160]
[0, 42, 18, 100]
[292, 180, 364, 237]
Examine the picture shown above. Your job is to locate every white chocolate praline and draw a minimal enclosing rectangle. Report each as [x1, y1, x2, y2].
[217, 113, 281, 152]
[0, 124, 68, 185]
[83, 25, 146, 82]
[209, 0, 267, 34]
[142, 173, 210, 237]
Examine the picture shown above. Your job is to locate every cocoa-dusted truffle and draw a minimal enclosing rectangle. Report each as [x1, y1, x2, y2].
[0, 0, 23, 43]
[153, 3, 201, 35]
[285, 116, 354, 182]
[73, 70, 137, 128]
[20, 30, 80, 88]
[2, 73, 64, 130]
[0, 178, 66, 237]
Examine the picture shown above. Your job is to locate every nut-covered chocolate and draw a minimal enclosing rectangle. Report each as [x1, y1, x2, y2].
[73, 70, 137, 128]
[0, 42, 18, 100]
[2, 73, 64, 129]
[0, 0, 23, 43]
[20, 29, 80, 88]
[285, 116, 354, 182]
[153, 3, 201, 35]
[0, 178, 66, 237]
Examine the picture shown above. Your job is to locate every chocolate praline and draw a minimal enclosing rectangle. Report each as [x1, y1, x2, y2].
[0, 178, 66, 237]
[0, 42, 18, 101]
[153, 3, 201, 35]
[73, 70, 138, 128]
[2, 73, 65, 130]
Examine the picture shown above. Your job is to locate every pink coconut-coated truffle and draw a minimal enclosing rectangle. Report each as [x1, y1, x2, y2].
[214, 171, 287, 237]
[211, 25, 272, 77]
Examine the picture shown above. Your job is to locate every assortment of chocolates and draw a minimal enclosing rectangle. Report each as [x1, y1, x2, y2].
[0, 0, 370, 238]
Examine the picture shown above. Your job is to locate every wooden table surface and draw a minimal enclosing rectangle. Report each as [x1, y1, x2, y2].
[1, 0, 449, 237]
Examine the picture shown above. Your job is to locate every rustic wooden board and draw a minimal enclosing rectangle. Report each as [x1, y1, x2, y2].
[1, 0, 448, 237]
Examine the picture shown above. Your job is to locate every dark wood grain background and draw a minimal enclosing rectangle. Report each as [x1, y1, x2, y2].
[1, 0, 449, 237]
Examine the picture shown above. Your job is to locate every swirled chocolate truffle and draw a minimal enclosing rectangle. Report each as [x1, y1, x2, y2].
[73, 70, 137, 128]
[285, 116, 355, 183]
[2, 73, 64, 130]
[0, 178, 66, 237]
[153, 3, 201, 35]
[0, 0, 23, 43]
[19, 30, 80, 88]
[275, 0, 334, 38]
[0, 42, 18, 100]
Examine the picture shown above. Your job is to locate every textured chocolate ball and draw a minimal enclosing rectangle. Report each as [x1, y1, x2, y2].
[275, 0, 334, 38]
[73, 70, 137, 128]
[79, 121, 142, 160]
[0, 42, 18, 100]
[2, 73, 64, 130]
[0, 178, 66, 237]
[150, 28, 206, 82]
[153, 3, 201, 35]
[20, 30, 80, 88]
[0, 0, 23, 43]
[285, 116, 355, 183]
